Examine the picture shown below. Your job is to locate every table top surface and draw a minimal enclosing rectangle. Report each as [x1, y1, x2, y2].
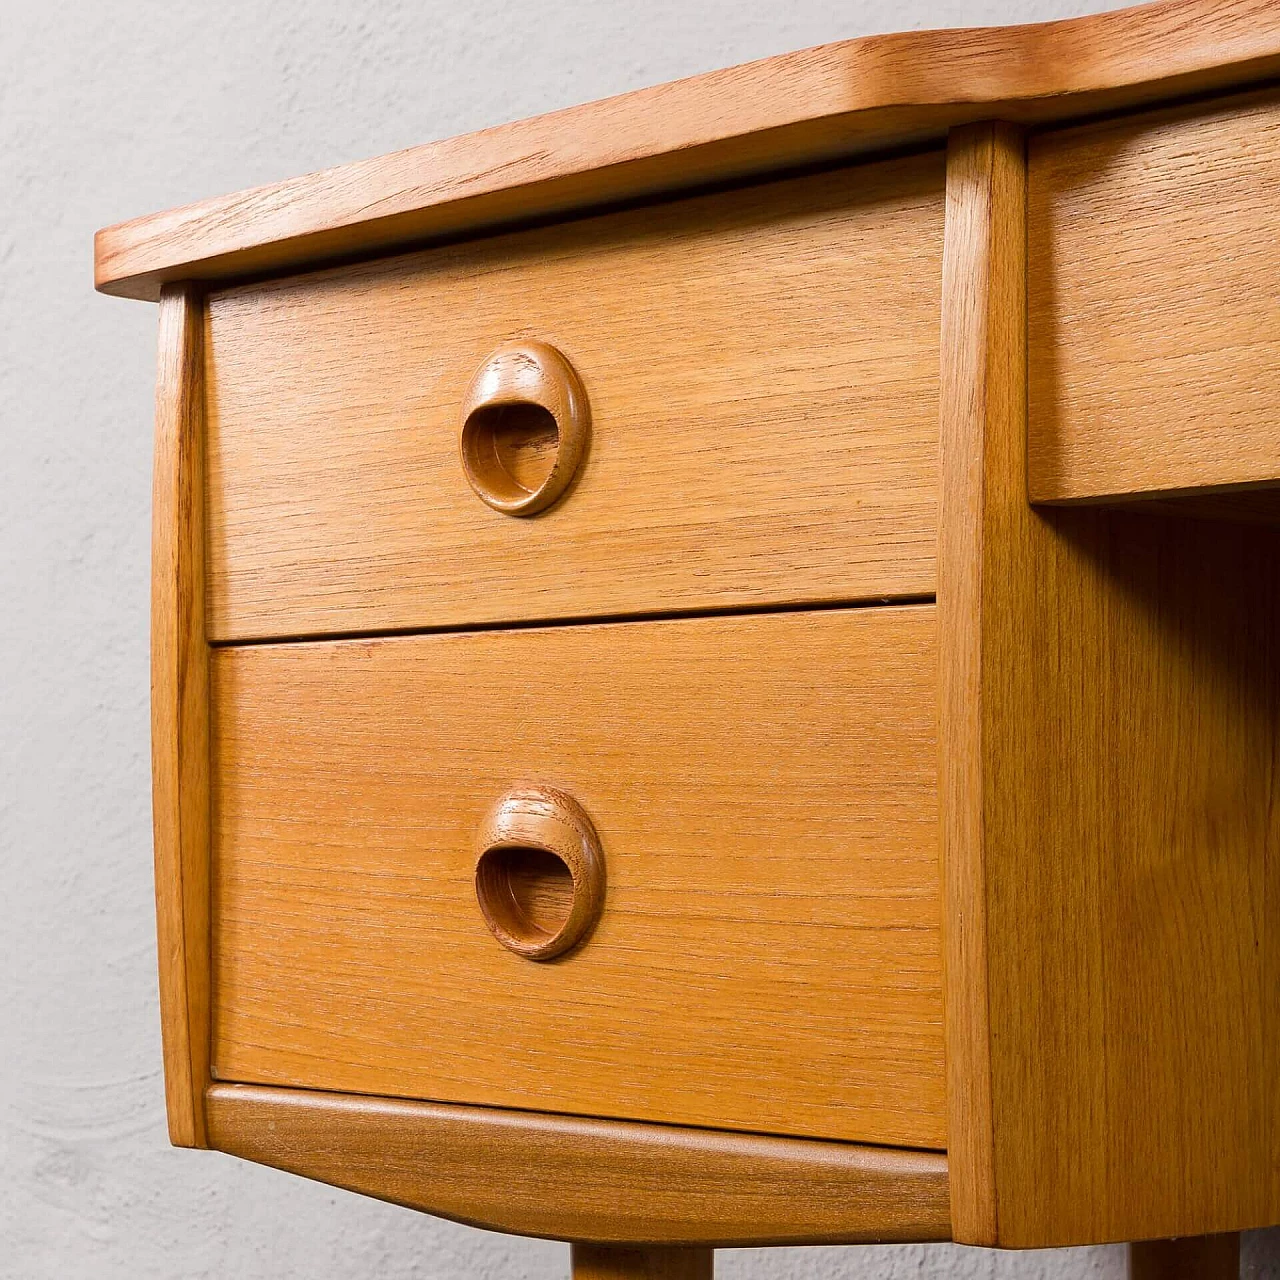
[94, 0, 1280, 301]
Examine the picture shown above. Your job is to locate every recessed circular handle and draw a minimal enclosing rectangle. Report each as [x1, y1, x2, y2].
[474, 785, 604, 961]
[459, 341, 589, 516]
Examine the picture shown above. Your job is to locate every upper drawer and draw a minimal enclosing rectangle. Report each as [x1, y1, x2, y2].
[1028, 86, 1280, 505]
[204, 152, 944, 642]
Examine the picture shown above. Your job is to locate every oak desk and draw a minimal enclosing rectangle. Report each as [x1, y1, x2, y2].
[95, 1, 1280, 1276]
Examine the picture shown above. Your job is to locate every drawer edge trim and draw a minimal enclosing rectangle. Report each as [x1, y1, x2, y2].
[205, 1083, 952, 1246]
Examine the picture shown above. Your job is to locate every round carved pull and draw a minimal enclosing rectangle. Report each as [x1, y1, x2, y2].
[459, 341, 589, 516]
[474, 785, 605, 960]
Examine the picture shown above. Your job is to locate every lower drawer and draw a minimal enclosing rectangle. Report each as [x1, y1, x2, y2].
[210, 606, 944, 1148]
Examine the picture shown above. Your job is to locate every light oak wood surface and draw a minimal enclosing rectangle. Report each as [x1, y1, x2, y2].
[1029, 85, 1280, 505]
[937, 120, 1027, 1246]
[204, 1084, 953, 1245]
[940, 122, 1280, 1248]
[94, 0, 1280, 301]
[150, 284, 211, 1149]
[209, 607, 945, 1148]
[204, 157, 943, 642]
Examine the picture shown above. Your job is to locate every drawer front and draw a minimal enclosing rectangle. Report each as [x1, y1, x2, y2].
[205, 153, 944, 643]
[1029, 87, 1280, 503]
[211, 607, 945, 1148]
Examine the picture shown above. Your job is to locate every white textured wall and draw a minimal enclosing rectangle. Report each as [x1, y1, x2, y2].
[2, 0, 1277, 1276]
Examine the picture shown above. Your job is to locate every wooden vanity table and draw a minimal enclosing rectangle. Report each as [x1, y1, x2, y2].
[95, 1, 1279, 1275]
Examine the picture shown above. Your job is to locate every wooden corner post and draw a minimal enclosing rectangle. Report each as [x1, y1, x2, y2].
[151, 282, 211, 1148]
[938, 119, 1025, 1247]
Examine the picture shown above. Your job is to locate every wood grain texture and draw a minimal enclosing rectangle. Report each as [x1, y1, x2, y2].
[94, 0, 1280, 301]
[573, 1246, 711, 1280]
[151, 284, 211, 1148]
[940, 123, 1280, 1248]
[204, 158, 943, 642]
[937, 120, 1026, 1246]
[1128, 1234, 1241, 1279]
[1029, 85, 1280, 505]
[209, 607, 945, 1149]
[204, 1083, 953, 1245]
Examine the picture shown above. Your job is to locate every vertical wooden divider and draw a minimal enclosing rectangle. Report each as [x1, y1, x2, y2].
[941, 117, 1280, 1247]
[938, 119, 1025, 1247]
[151, 282, 211, 1148]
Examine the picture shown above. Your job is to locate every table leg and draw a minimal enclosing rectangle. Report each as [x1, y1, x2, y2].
[571, 1245, 714, 1280]
[1128, 1233, 1239, 1279]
